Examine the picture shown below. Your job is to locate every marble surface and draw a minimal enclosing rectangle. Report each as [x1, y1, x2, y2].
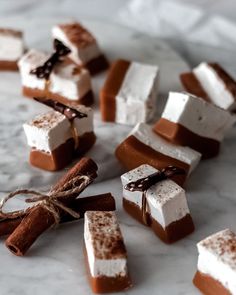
[0, 17, 236, 295]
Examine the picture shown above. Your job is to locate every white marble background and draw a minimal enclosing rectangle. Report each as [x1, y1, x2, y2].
[0, 1, 236, 295]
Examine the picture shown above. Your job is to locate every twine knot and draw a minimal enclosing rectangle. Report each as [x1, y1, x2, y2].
[0, 175, 91, 226]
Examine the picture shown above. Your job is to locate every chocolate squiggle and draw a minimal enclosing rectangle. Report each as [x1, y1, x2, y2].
[125, 166, 185, 192]
[125, 166, 185, 226]
[34, 97, 87, 121]
[30, 39, 71, 80]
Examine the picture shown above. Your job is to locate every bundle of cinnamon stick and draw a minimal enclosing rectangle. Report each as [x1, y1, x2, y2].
[0, 157, 116, 256]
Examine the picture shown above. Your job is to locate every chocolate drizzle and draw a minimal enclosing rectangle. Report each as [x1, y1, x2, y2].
[125, 166, 185, 226]
[34, 97, 87, 121]
[30, 39, 71, 80]
[125, 166, 185, 192]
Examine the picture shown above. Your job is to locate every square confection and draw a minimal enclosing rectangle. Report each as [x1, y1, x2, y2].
[115, 122, 201, 186]
[180, 62, 236, 112]
[121, 164, 194, 243]
[100, 59, 159, 125]
[23, 105, 95, 171]
[52, 22, 109, 75]
[0, 28, 24, 70]
[84, 211, 132, 293]
[193, 229, 236, 295]
[153, 92, 235, 158]
[18, 49, 94, 106]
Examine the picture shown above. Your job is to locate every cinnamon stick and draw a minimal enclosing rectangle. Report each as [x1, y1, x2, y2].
[5, 157, 98, 256]
[61, 193, 116, 223]
[0, 193, 115, 237]
[52, 157, 98, 193]
[0, 218, 23, 237]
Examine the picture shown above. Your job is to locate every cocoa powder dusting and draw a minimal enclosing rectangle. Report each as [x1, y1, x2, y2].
[86, 211, 126, 260]
[201, 229, 236, 268]
[0, 28, 22, 37]
[59, 22, 96, 48]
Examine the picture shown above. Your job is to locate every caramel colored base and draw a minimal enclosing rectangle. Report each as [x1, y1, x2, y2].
[23, 87, 94, 107]
[123, 198, 194, 243]
[151, 212, 194, 244]
[30, 132, 96, 171]
[100, 91, 116, 122]
[0, 60, 18, 71]
[100, 60, 130, 122]
[85, 54, 109, 76]
[115, 135, 189, 186]
[84, 244, 132, 294]
[153, 118, 220, 159]
[180, 72, 210, 102]
[193, 271, 231, 295]
[75, 131, 96, 156]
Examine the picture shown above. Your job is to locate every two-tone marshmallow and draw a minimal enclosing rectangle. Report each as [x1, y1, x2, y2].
[160, 92, 235, 142]
[23, 105, 93, 153]
[131, 123, 201, 174]
[84, 211, 128, 278]
[153, 92, 235, 158]
[52, 22, 102, 66]
[121, 164, 191, 229]
[195, 229, 236, 294]
[101, 59, 159, 125]
[193, 63, 236, 111]
[18, 49, 92, 101]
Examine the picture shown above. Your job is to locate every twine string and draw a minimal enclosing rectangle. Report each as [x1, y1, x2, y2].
[0, 175, 91, 225]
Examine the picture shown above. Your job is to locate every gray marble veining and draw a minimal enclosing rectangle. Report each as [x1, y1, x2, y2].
[0, 16, 235, 295]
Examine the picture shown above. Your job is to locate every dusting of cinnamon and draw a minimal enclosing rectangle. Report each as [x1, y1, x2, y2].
[0, 28, 22, 37]
[86, 211, 127, 260]
[59, 22, 96, 48]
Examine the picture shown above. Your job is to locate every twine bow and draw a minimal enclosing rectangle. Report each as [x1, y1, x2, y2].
[0, 175, 91, 226]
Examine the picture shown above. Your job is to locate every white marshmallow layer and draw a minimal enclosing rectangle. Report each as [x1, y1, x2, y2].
[52, 25, 101, 65]
[115, 62, 159, 125]
[72, 104, 94, 136]
[84, 211, 128, 278]
[50, 63, 91, 100]
[23, 105, 93, 153]
[130, 123, 201, 174]
[18, 49, 92, 100]
[197, 229, 236, 294]
[193, 63, 236, 111]
[18, 49, 48, 90]
[121, 164, 190, 228]
[23, 111, 71, 153]
[0, 34, 24, 61]
[161, 92, 235, 141]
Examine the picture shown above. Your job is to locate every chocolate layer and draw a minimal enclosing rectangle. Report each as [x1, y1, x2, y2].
[151, 212, 194, 244]
[153, 118, 220, 159]
[0, 60, 18, 71]
[100, 59, 130, 122]
[123, 198, 194, 243]
[30, 132, 96, 171]
[180, 72, 210, 101]
[30, 138, 74, 171]
[75, 131, 96, 156]
[123, 197, 150, 225]
[193, 271, 231, 295]
[84, 244, 132, 294]
[23, 87, 94, 107]
[115, 135, 189, 186]
[85, 54, 109, 76]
